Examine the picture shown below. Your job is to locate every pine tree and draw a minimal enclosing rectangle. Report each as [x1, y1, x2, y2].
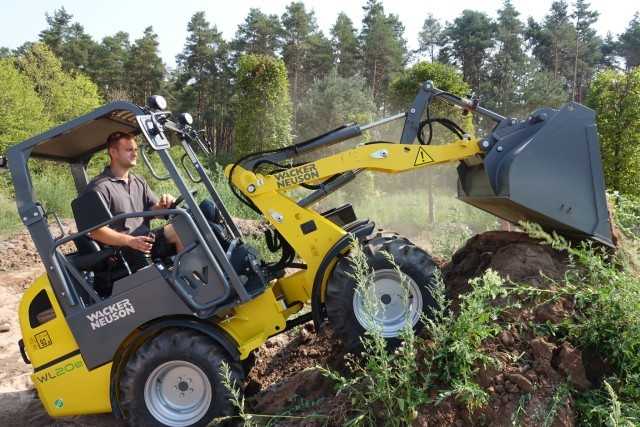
[304, 32, 334, 84]
[571, 0, 601, 102]
[620, 13, 640, 69]
[233, 8, 282, 57]
[331, 13, 360, 78]
[175, 12, 233, 153]
[360, 0, 407, 106]
[91, 32, 131, 99]
[484, 0, 526, 114]
[124, 27, 165, 105]
[38, 8, 97, 73]
[526, 1, 575, 90]
[444, 10, 495, 91]
[600, 32, 619, 69]
[281, 2, 318, 117]
[39, 7, 73, 57]
[417, 14, 442, 62]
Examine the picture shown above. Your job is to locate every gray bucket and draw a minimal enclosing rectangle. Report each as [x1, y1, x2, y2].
[457, 102, 613, 247]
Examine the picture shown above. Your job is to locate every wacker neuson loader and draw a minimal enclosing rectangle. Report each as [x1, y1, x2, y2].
[2, 81, 612, 426]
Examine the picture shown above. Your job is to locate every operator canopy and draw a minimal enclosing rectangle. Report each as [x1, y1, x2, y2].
[16, 101, 145, 163]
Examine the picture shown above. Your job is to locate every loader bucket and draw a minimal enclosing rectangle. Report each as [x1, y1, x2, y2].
[457, 102, 613, 247]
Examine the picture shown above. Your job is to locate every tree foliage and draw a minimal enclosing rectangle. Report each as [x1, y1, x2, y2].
[13, 43, 101, 123]
[0, 59, 50, 152]
[232, 8, 282, 57]
[620, 13, 640, 69]
[417, 14, 443, 62]
[174, 12, 234, 154]
[331, 13, 361, 78]
[234, 54, 292, 156]
[586, 68, 640, 195]
[360, 0, 407, 105]
[297, 70, 376, 140]
[124, 27, 165, 105]
[444, 10, 495, 91]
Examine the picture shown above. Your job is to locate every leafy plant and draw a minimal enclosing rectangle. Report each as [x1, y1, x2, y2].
[319, 243, 428, 426]
[425, 269, 506, 410]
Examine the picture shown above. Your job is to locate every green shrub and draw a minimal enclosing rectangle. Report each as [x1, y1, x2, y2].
[425, 270, 506, 410]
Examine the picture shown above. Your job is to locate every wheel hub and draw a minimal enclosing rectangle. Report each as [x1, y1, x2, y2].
[353, 269, 423, 338]
[144, 360, 212, 427]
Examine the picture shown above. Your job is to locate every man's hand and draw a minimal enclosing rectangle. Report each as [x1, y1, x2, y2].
[155, 193, 175, 210]
[126, 235, 154, 253]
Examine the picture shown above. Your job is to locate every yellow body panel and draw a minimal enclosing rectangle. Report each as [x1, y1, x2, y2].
[220, 139, 482, 353]
[19, 274, 112, 416]
[218, 286, 295, 359]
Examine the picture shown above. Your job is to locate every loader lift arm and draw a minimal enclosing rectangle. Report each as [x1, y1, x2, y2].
[224, 81, 613, 328]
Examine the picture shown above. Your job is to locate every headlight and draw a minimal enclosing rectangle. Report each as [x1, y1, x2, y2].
[147, 95, 167, 111]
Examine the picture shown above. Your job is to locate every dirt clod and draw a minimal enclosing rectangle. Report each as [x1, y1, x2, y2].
[556, 342, 592, 391]
[506, 373, 534, 393]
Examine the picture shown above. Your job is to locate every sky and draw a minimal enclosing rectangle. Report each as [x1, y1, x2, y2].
[2, 0, 638, 69]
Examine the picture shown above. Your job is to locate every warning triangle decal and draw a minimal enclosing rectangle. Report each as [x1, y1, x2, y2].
[414, 146, 435, 166]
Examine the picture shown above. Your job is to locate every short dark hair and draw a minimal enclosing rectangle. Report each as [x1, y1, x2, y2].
[106, 131, 135, 151]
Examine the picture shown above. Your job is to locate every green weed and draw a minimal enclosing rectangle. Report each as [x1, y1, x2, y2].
[426, 269, 506, 410]
[319, 242, 428, 426]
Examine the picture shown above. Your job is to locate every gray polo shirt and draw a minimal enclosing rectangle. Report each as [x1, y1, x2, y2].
[85, 166, 159, 235]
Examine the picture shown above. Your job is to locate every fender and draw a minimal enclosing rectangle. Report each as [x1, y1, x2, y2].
[311, 220, 375, 331]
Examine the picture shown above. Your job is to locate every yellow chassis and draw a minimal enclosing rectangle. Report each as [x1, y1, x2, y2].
[19, 138, 480, 417]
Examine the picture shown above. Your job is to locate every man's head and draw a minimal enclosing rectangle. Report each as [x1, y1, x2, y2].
[106, 132, 138, 169]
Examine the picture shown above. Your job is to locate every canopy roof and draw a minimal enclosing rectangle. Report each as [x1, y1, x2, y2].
[10, 101, 146, 163]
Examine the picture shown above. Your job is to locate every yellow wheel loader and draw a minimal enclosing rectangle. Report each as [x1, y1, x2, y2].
[2, 81, 612, 426]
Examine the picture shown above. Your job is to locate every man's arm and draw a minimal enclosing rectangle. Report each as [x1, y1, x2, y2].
[90, 227, 154, 253]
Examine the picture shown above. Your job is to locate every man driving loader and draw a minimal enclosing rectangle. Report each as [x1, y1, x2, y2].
[85, 131, 183, 272]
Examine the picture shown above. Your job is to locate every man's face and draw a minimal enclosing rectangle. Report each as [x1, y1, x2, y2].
[110, 137, 138, 168]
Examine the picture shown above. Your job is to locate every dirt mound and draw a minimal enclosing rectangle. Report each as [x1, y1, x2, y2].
[443, 231, 569, 301]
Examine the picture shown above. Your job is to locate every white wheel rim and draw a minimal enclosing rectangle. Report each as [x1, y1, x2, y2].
[353, 269, 423, 338]
[144, 360, 212, 427]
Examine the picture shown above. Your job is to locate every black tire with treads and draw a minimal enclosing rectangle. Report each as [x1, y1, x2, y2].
[118, 329, 243, 427]
[325, 232, 438, 352]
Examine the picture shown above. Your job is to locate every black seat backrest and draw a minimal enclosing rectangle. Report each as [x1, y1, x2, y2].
[71, 190, 112, 233]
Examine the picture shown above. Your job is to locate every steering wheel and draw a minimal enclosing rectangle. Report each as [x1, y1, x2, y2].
[170, 190, 198, 209]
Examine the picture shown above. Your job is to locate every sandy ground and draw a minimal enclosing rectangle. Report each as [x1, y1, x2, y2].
[0, 226, 122, 426]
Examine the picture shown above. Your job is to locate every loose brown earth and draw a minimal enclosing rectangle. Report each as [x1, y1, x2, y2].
[0, 226, 594, 426]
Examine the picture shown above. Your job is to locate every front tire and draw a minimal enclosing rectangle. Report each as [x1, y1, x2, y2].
[326, 232, 438, 352]
[119, 329, 243, 427]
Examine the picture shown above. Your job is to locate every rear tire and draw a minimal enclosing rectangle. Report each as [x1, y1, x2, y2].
[326, 232, 438, 352]
[119, 329, 243, 427]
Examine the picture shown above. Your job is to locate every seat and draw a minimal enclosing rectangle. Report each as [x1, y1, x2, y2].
[70, 191, 129, 297]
